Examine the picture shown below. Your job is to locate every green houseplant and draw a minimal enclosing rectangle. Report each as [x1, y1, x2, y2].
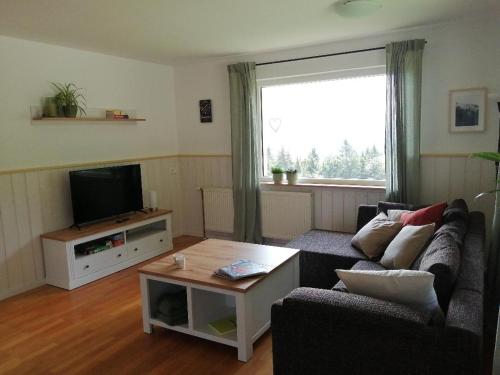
[286, 169, 298, 185]
[43, 96, 58, 117]
[472, 151, 500, 295]
[271, 167, 284, 184]
[50, 82, 87, 118]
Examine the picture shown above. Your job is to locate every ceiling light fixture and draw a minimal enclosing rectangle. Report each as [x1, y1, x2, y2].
[334, 0, 382, 18]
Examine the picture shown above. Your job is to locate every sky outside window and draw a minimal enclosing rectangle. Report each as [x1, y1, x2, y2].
[262, 74, 386, 180]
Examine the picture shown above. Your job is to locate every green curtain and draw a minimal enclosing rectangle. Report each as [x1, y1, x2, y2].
[227, 62, 263, 243]
[385, 39, 425, 204]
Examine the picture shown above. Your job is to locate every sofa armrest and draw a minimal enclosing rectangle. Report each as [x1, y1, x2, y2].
[356, 204, 377, 232]
[271, 288, 479, 375]
[283, 287, 430, 326]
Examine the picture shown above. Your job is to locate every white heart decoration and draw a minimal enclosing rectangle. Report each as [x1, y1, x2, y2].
[269, 118, 282, 133]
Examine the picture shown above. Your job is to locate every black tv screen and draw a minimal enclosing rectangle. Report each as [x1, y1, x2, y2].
[69, 164, 143, 225]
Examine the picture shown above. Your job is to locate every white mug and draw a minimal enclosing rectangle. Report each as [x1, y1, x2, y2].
[174, 254, 186, 269]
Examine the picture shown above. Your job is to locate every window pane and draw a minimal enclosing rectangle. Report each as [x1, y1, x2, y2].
[262, 74, 386, 181]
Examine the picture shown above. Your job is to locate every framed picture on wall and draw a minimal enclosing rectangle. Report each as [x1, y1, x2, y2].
[199, 99, 213, 123]
[449, 88, 487, 133]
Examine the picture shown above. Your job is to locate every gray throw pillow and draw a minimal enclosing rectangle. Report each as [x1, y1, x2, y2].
[417, 231, 461, 311]
[442, 199, 469, 224]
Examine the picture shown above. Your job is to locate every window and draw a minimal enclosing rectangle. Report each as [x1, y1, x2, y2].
[260, 73, 386, 184]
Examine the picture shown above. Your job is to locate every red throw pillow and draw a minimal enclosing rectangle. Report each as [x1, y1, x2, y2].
[401, 202, 448, 227]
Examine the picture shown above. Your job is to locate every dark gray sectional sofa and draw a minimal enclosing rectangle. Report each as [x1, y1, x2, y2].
[271, 200, 485, 375]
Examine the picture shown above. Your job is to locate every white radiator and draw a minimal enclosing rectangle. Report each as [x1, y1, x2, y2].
[202, 188, 312, 240]
[202, 187, 234, 234]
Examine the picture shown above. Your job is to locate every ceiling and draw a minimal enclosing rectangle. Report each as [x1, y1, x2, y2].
[0, 0, 498, 65]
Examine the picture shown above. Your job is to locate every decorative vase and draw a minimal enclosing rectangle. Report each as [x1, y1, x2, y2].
[272, 173, 284, 184]
[63, 105, 78, 118]
[44, 97, 58, 117]
[286, 172, 298, 185]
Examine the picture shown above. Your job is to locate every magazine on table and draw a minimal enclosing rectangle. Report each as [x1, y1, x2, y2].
[214, 259, 270, 280]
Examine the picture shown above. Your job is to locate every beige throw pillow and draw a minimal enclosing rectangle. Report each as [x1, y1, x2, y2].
[381, 223, 435, 269]
[335, 269, 443, 318]
[351, 213, 402, 258]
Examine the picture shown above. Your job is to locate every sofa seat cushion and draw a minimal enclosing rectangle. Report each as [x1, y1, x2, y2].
[289, 230, 367, 289]
[333, 260, 386, 291]
[287, 230, 362, 257]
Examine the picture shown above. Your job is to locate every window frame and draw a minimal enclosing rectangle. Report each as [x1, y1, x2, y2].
[257, 65, 386, 187]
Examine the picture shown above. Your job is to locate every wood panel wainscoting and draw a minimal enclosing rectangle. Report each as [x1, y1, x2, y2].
[0, 236, 272, 375]
[0, 156, 183, 301]
[420, 154, 496, 240]
[0, 152, 496, 302]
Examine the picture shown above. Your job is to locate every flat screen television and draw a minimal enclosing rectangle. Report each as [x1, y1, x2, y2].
[69, 164, 143, 226]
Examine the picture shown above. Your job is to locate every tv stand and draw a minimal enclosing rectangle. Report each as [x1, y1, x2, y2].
[41, 209, 173, 290]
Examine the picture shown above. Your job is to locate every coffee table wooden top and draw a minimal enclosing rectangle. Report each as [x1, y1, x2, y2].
[138, 239, 300, 292]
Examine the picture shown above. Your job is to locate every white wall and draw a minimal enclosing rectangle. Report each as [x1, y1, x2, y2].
[175, 18, 500, 155]
[0, 36, 182, 301]
[174, 17, 499, 237]
[0, 35, 179, 171]
[1, 17, 498, 299]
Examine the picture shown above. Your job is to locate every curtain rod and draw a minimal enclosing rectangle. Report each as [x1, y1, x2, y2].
[256, 41, 427, 67]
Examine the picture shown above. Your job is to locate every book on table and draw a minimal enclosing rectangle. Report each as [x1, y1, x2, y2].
[214, 259, 270, 280]
[208, 316, 237, 335]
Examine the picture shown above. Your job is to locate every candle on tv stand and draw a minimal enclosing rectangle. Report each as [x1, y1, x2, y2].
[149, 190, 158, 211]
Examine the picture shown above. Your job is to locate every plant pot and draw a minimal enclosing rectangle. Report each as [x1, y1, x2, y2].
[272, 173, 284, 184]
[44, 97, 58, 117]
[286, 172, 298, 185]
[63, 105, 78, 118]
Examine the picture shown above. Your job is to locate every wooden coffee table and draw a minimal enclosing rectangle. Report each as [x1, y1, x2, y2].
[138, 239, 299, 362]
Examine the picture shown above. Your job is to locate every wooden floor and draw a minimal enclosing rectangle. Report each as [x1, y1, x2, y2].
[0, 236, 273, 375]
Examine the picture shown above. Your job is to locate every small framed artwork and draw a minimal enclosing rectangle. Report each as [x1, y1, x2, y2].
[449, 88, 487, 133]
[199, 99, 213, 123]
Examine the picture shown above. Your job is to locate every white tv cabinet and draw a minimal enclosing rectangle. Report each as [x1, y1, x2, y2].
[41, 209, 173, 290]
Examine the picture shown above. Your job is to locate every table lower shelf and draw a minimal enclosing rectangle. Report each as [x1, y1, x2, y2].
[149, 318, 238, 347]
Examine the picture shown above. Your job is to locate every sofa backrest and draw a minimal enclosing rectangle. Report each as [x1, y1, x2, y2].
[444, 211, 485, 337]
[356, 204, 377, 232]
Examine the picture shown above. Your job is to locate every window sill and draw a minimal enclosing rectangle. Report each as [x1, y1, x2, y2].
[260, 181, 385, 190]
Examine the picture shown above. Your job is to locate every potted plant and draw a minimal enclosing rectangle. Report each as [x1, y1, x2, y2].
[43, 96, 59, 117]
[50, 82, 87, 118]
[286, 169, 298, 185]
[271, 167, 284, 184]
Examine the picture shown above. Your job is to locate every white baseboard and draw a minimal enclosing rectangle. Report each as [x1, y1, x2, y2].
[181, 230, 205, 237]
[0, 280, 46, 301]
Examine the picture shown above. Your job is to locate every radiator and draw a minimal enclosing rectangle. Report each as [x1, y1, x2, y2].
[202, 188, 234, 234]
[202, 188, 312, 240]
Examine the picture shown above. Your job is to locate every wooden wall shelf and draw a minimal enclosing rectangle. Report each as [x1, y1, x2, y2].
[32, 117, 146, 122]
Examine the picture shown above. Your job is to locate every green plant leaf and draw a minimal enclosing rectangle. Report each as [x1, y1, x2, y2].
[475, 189, 500, 199]
[471, 152, 500, 162]
[48, 81, 86, 112]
